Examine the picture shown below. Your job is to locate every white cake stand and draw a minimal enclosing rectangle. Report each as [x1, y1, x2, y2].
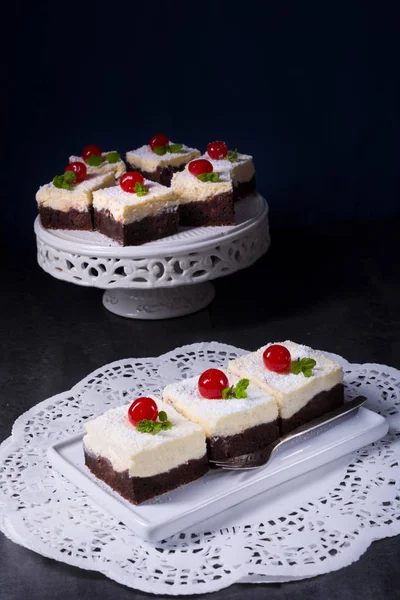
[34, 194, 270, 319]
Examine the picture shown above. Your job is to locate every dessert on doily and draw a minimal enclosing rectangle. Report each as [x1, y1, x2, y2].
[69, 144, 126, 180]
[126, 134, 200, 187]
[93, 171, 179, 246]
[171, 158, 234, 226]
[83, 396, 208, 504]
[204, 140, 256, 201]
[36, 163, 115, 230]
[228, 341, 344, 434]
[163, 369, 278, 461]
[83, 340, 345, 502]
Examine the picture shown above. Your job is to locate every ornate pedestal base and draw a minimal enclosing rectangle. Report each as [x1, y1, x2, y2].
[102, 283, 215, 319]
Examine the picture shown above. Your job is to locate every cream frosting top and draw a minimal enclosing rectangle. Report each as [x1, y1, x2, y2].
[126, 143, 200, 173]
[69, 152, 126, 179]
[228, 341, 343, 412]
[83, 398, 206, 477]
[163, 370, 278, 438]
[202, 151, 255, 184]
[92, 179, 177, 223]
[36, 172, 115, 212]
[171, 162, 232, 203]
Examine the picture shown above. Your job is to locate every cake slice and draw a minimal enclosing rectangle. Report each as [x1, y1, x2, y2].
[69, 144, 126, 180]
[204, 141, 256, 200]
[163, 368, 279, 462]
[171, 158, 234, 227]
[36, 169, 115, 231]
[126, 134, 200, 187]
[228, 341, 344, 435]
[93, 171, 179, 245]
[83, 397, 208, 504]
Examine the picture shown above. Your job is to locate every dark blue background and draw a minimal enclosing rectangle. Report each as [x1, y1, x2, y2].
[3, 1, 399, 250]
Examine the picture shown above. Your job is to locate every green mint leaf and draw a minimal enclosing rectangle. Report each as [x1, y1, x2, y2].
[53, 175, 69, 189]
[291, 360, 302, 375]
[291, 357, 316, 377]
[221, 386, 234, 399]
[85, 154, 104, 166]
[52, 171, 76, 190]
[153, 422, 163, 434]
[153, 145, 167, 156]
[63, 170, 76, 184]
[135, 419, 155, 433]
[227, 148, 238, 162]
[135, 419, 164, 434]
[158, 410, 168, 422]
[197, 173, 210, 182]
[166, 143, 183, 153]
[161, 421, 172, 431]
[134, 182, 149, 196]
[300, 358, 316, 369]
[234, 378, 249, 399]
[197, 172, 220, 183]
[106, 151, 121, 163]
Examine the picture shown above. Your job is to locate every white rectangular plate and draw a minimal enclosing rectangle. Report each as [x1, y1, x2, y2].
[48, 407, 388, 541]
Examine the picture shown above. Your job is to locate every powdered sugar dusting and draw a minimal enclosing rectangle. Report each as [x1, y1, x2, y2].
[203, 151, 253, 169]
[163, 371, 278, 437]
[83, 398, 202, 454]
[127, 143, 198, 161]
[228, 341, 343, 395]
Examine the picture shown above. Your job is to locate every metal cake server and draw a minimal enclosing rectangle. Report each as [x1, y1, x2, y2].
[210, 395, 367, 470]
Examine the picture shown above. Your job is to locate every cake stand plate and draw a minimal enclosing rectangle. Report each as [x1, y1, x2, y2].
[34, 193, 270, 319]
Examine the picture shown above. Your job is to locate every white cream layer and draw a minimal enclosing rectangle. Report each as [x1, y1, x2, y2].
[162, 371, 278, 438]
[92, 179, 178, 223]
[69, 152, 126, 179]
[126, 143, 200, 173]
[228, 341, 343, 420]
[203, 151, 255, 185]
[36, 172, 115, 212]
[171, 162, 232, 204]
[83, 399, 206, 478]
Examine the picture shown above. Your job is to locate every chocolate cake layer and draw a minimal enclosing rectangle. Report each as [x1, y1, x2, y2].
[280, 383, 345, 435]
[233, 175, 257, 201]
[179, 192, 234, 227]
[84, 450, 209, 504]
[126, 163, 185, 187]
[94, 208, 179, 246]
[207, 419, 279, 462]
[39, 206, 93, 230]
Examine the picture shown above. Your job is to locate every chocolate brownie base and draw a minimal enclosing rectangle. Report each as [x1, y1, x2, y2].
[233, 175, 257, 201]
[126, 163, 186, 187]
[280, 383, 345, 435]
[94, 208, 179, 246]
[179, 192, 234, 227]
[84, 450, 209, 504]
[207, 419, 279, 463]
[39, 206, 93, 230]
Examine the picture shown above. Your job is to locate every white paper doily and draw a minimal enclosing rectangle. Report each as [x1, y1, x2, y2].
[0, 342, 399, 596]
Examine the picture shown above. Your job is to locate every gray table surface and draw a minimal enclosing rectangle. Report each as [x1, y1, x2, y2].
[1, 216, 399, 599]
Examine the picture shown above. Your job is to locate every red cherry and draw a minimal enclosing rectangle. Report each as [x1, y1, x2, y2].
[188, 159, 213, 177]
[149, 134, 169, 152]
[263, 344, 292, 373]
[207, 141, 228, 160]
[64, 161, 87, 183]
[128, 397, 158, 426]
[82, 144, 102, 161]
[198, 368, 229, 399]
[120, 171, 145, 193]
